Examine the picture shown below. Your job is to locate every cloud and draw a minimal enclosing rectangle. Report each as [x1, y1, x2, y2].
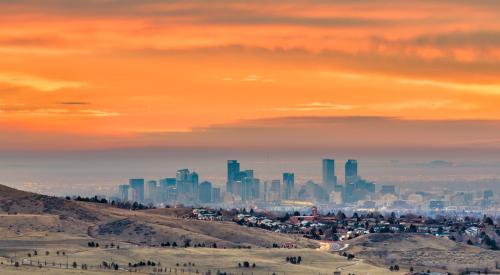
[376, 31, 500, 49]
[0, 1, 493, 27]
[242, 75, 275, 82]
[59, 101, 90, 105]
[79, 109, 119, 117]
[201, 14, 392, 28]
[266, 100, 477, 113]
[0, 1, 406, 27]
[367, 31, 500, 64]
[243, 75, 261, 81]
[326, 70, 500, 95]
[0, 0, 498, 154]
[0, 73, 87, 92]
[134, 116, 500, 156]
[0, 36, 67, 47]
[1, 114, 499, 154]
[0, 47, 91, 56]
[131, 44, 500, 90]
[1, 1, 499, 85]
[0, 107, 118, 117]
[267, 102, 358, 111]
[371, 100, 477, 111]
[396, 79, 500, 95]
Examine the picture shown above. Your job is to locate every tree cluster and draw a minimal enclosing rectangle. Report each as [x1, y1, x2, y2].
[342, 252, 355, 260]
[285, 256, 302, 264]
[87, 241, 99, 248]
[237, 261, 256, 268]
[389, 265, 399, 271]
[128, 260, 160, 268]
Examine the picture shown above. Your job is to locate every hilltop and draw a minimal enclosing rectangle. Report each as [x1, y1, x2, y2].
[0, 185, 33, 200]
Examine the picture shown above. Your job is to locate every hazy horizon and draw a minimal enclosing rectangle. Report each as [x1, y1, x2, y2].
[1, 147, 499, 197]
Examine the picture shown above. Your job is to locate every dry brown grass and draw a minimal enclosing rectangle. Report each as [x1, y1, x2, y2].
[347, 233, 500, 273]
[0, 185, 317, 249]
[0, 244, 403, 275]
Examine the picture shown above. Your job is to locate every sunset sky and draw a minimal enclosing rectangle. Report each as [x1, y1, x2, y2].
[1, 0, 500, 152]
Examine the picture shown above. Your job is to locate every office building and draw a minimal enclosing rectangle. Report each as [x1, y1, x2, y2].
[484, 190, 494, 200]
[159, 178, 176, 202]
[175, 169, 198, 201]
[118, 184, 129, 202]
[160, 178, 176, 188]
[239, 169, 254, 183]
[270, 180, 281, 201]
[240, 177, 260, 202]
[227, 160, 240, 193]
[345, 159, 358, 184]
[212, 187, 221, 203]
[283, 172, 295, 200]
[191, 171, 199, 200]
[176, 169, 191, 183]
[146, 180, 158, 202]
[322, 159, 337, 191]
[381, 185, 396, 195]
[262, 181, 268, 201]
[129, 178, 145, 203]
[252, 178, 260, 200]
[354, 179, 375, 193]
[199, 181, 212, 203]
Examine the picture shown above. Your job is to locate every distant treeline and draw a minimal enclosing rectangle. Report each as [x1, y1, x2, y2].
[65, 195, 155, 210]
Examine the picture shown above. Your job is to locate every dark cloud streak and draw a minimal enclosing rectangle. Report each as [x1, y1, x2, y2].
[137, 116, 500, 155]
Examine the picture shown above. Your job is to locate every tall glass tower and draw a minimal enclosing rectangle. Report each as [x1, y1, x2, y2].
[129, 178, 145, 203]
[282, 172, 295, 200]
[227, 160, 240, 193]
[322, 158, 337, 190]
[345, 159, 358, 184]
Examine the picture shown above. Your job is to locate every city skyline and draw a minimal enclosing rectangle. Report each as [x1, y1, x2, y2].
[113, 158, 496, 218]
[118, 158, 354, 205]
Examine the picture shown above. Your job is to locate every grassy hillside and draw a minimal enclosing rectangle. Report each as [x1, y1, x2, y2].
[347, 233, 500, 273]
[0, 184, 317, 248]
[0, 246, 401, 275]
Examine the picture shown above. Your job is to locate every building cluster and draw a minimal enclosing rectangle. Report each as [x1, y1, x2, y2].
[118, 169, 221, 205]
[225, 160, 296, 202]
[224, 159, 376, 205]
[375, 188, 498, 217]
[116, 159, 498, 216]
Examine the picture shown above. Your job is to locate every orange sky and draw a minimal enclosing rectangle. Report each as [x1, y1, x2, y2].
[1, 0, 500, 151]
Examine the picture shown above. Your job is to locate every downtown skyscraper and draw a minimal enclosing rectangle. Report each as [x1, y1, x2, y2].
[345, 159, 358, 185]
[282, 172, 295, 200]
[129, 178, 145, 203]
[322, 158, 337, 191]
[227, 160, 240, 193]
